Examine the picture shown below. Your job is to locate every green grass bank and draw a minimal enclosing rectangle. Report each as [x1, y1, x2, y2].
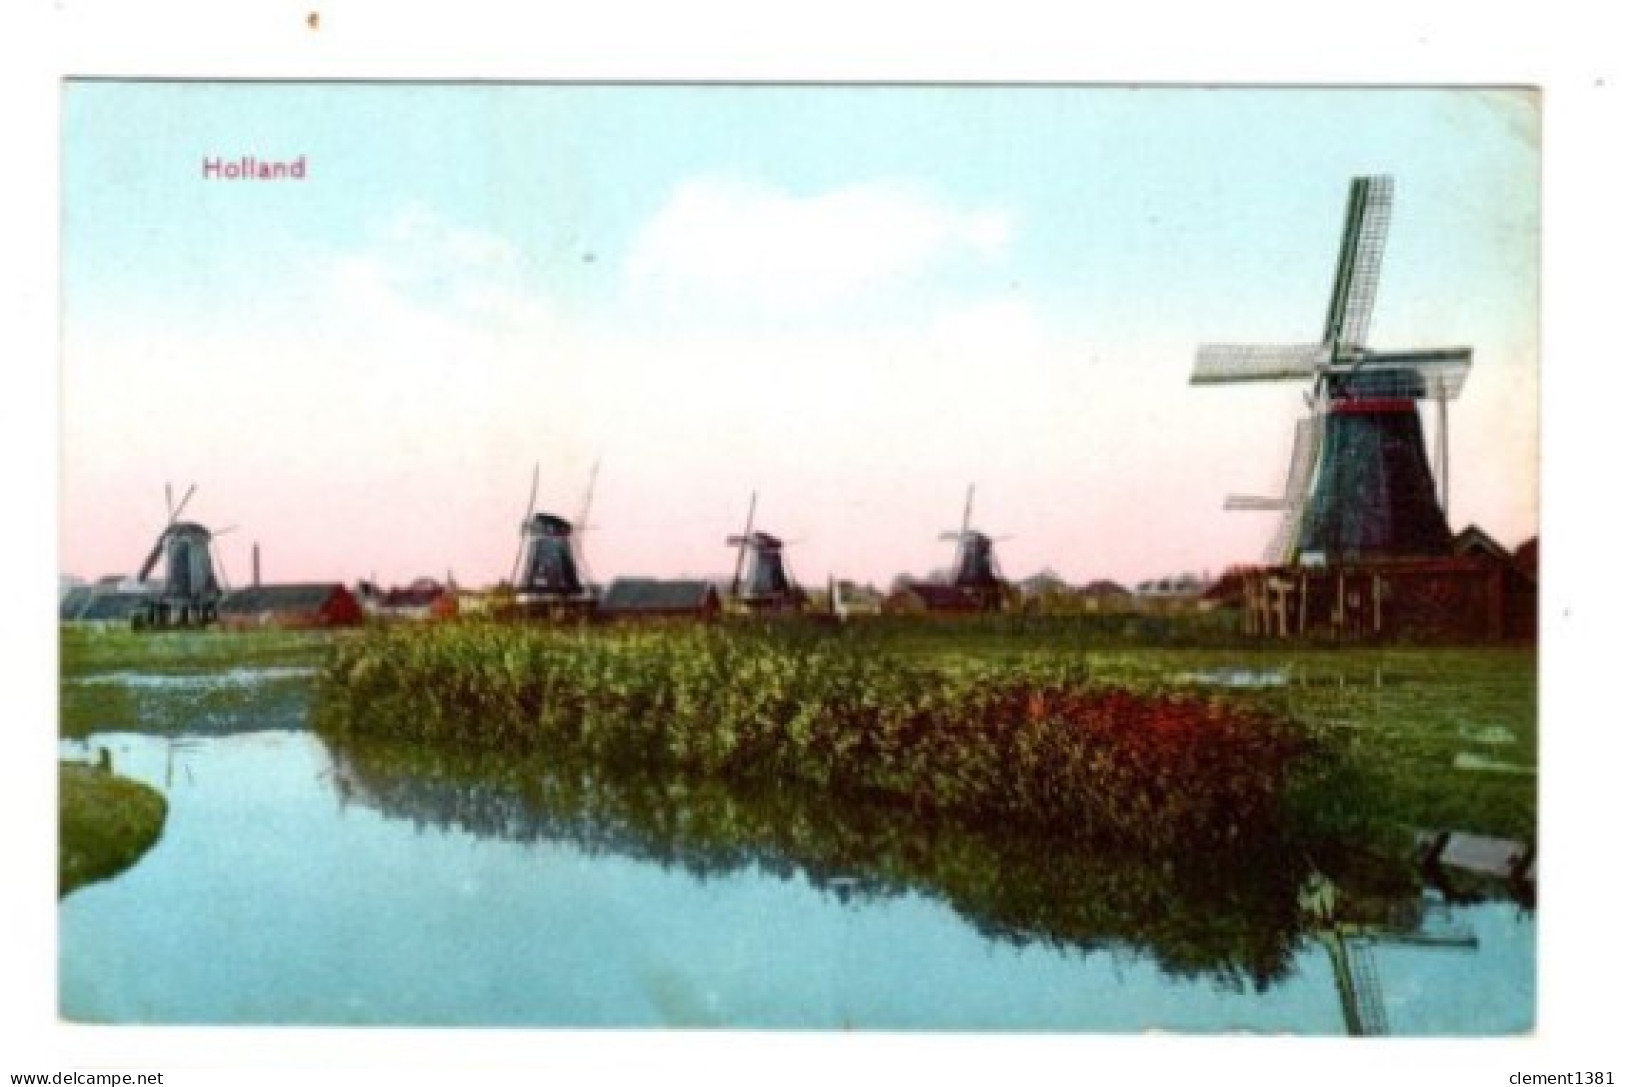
[59, 760, 168, 897]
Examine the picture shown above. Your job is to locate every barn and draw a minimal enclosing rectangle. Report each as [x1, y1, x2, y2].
[217, 583, 363, 630]
[882, 582, 983, 615]
[598, 578, 721, 621]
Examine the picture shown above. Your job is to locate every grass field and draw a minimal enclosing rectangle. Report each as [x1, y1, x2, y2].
[59, 627, 339, 740]
[60, 619, 1536, 849]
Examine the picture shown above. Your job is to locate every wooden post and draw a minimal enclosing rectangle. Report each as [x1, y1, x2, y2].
[1373, 573, 1382, 634]
[1299, 571, 1308, 635]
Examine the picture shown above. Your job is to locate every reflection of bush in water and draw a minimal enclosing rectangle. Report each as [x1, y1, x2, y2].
[325, 734, 1311, 991]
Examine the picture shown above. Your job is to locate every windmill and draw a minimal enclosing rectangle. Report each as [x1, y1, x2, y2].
[510, 463, 596, 614]
[1191, 176, 1472, 565]
[937, 484, 1011, 609]
[725, 491, 804, 613]
[133, 483, 232, 629]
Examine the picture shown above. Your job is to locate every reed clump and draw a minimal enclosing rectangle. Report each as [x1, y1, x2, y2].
[314, 623, 1343, 856]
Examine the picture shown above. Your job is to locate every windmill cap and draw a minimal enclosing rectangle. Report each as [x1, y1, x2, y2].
[732, 530, 783, 549]
[162, 521, 213, 539]
[1330, 367, 1430, 399]
[525, 513, 575, 536]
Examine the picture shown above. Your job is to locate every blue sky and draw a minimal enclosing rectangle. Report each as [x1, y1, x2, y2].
[60, 83, 1539, 586]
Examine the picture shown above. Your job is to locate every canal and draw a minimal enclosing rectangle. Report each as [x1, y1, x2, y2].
[58, 663, 1533, 1032]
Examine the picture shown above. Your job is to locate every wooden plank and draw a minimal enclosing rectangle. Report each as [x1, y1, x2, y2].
[1435, 832, 1530, 879]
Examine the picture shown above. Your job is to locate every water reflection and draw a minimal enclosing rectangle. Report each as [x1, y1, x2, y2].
[323, 731, 1316, 991]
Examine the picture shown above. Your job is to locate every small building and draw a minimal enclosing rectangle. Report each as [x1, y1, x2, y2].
[218, 583, 363, 630]
[1076, 578, 1134, 613]
[1453, 524, 1512, 564]
[598, 578, 721, 621]
[1018, 569, 1071, 599]
[882, 582, 983, 615]
[1133, 573, 1214, 613]
[831, 580, 885, 619]
[59, 587, 154, 627]
[359, 578, 458, 622]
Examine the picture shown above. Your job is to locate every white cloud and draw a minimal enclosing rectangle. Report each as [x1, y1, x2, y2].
[318, 204, 556, 340]
[624, 176, 1012, 314]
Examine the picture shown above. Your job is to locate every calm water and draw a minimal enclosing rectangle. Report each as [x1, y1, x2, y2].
[58, 671, 1534, 1032]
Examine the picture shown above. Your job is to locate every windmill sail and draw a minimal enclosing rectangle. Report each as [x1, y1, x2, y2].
[1191, 343, 1329, 384]
[510, 463, 540, 585]
[1268, 414, 1325, 563]
[1322, 175, 1394, 352]
[729, 492, 757, 597]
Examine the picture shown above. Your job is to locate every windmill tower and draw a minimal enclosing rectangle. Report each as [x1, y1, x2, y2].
[938, 485, 1010, 609]
[510, 462, 597, 614]
[725, 492, 804, 613]
[134, 483, 231, 629]
[1191, 176, 1472, 566]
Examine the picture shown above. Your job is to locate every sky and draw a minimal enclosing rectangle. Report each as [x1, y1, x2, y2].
[59, 83, 1540, 589]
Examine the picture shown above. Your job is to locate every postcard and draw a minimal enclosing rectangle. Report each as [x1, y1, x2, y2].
[54, 81, 1540, 1043]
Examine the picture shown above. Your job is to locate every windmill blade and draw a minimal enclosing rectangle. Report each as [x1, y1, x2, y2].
[571, 533, 596, 597]
[1264, 522, 1297, 566]
[508, 541, 526, 589]
[1321, 175, 1394, 352]
[211, 540, 231, 592]
[211, 525, 238, 537]
[559, 461, 602, 595]
[1332, 348, 1473, 400]
[952, 485, 975, 583]
[523, 463, 540, 524]
[576, 459, 600, 529]
[510, 463, 540, 586]
[1267, 412, 1326, 564]
[1280, 414, 1323, 506]
[731, 492, 757, 596]
[165, 483, 174, 522]
[1191, 343, 1329, 384]
[937, 531, 965, 542]
[170, 483, 198, 524]
[136, 535, 166, 583]
[1225, 495, 1288, 511]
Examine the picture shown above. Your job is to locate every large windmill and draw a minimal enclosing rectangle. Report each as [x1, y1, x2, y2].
[938, 484, 1010, 608]
[725, 491, 804, 613]
[1191, 176, 1472, 565]
[133, 483, 232, 629]
[510, 462, 597, 614]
